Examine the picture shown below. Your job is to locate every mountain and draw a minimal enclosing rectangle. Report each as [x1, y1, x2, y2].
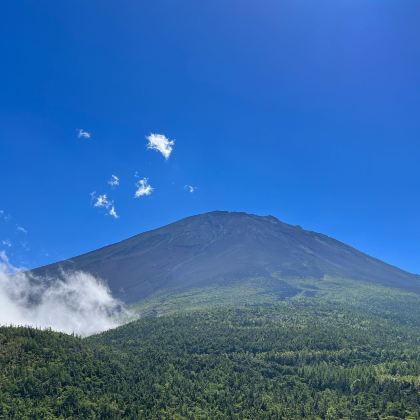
[31, 211, 420, 303]
[5, 212, 420, 418]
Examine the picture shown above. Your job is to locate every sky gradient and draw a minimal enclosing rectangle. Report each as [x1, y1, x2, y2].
[1, 0, 419, 273]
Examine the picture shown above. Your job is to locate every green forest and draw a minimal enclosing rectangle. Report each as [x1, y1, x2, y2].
[0, 282, 419, 419]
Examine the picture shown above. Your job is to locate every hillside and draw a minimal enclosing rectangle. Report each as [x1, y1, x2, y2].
[31, 211, 420, 303]
[3, 212, 420, 418]
[1, 291, 419, 419]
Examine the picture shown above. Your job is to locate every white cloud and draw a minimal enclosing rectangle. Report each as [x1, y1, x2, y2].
[108, 174, 120, 188]
[77, 128, 91, 139]
[17, 226, 27, 234]
[146, 133, 175, 160]
[93, 193, 110, 208]
[134, 178, 153, 198]
[91, 193, 119, 219]
[0, 253, 129, 336]
[185, 185, 197, 193]
[0, 251, 26, 274]
[0, 210, 11, 223]
[0, 251, 12, 270]
[2, 239, 12, 248]
[109, 206, 119, 219]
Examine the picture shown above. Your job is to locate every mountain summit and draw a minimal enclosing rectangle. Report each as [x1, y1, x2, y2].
[32, 211, 420, 303]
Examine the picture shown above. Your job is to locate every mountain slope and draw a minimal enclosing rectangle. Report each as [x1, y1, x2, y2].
[2, 295, 419, 419]
[32, 211, 420, 303]
[8, 212, 419, 419]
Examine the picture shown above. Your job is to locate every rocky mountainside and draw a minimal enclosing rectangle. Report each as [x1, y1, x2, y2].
[31, 211, 420, 303]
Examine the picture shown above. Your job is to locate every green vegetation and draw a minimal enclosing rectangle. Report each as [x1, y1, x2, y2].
[0, 327, 126, 418]
[0, 278, 419, 419]
[130, 276, 298, 316]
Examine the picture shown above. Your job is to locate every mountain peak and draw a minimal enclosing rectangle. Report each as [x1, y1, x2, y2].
[32, 212, 420, 303]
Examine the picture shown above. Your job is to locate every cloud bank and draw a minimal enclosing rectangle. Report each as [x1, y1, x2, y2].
[0, 254, 127, 336]
[146, 133, 174, 159]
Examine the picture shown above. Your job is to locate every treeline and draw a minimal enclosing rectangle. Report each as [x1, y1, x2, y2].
[0, 297, 419, 419]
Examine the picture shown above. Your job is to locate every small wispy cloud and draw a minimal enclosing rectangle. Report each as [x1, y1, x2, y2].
[109, 206, 119, 219]
[135, 178, 153, 198]
[1, 239, 12, 248]
[0, 210, 11, 223]
[146, 133, 175, 160]
[185, 185, 197, 193]
[91, 192, 119, 219]
[108, 174, 120, 188]
[93, 193, 110, 208]
[0, 250, 27, 274]
[0, 250, 14, 273]
[17, 226, 27, 234]
[77, 128, 91, 139]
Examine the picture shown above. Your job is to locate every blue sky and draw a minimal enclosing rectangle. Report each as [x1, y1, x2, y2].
[0, 0, 419, 273]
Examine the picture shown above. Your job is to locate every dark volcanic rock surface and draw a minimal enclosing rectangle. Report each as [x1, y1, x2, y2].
[31, 211, 420, 303]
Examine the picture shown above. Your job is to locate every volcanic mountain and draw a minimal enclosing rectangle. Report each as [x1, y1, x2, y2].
[32, 211, 420, 303]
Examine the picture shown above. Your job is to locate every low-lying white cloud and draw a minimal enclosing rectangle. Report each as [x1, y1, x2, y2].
[135, 177, 153, 198]
[146, 133, 174, 160]
[77, 128, 91, 139]
[108, 174, 120, 188]
[0, 253, 128, 336]
[0, 251, 15, 271]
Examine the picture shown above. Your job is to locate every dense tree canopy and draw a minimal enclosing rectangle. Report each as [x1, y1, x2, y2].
[1, 292, 419, 419]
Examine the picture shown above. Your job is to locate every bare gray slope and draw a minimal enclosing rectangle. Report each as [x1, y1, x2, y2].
[32, 211, 420, 303]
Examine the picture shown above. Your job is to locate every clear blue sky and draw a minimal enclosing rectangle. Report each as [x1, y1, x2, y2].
[0, 0, 419, 273]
